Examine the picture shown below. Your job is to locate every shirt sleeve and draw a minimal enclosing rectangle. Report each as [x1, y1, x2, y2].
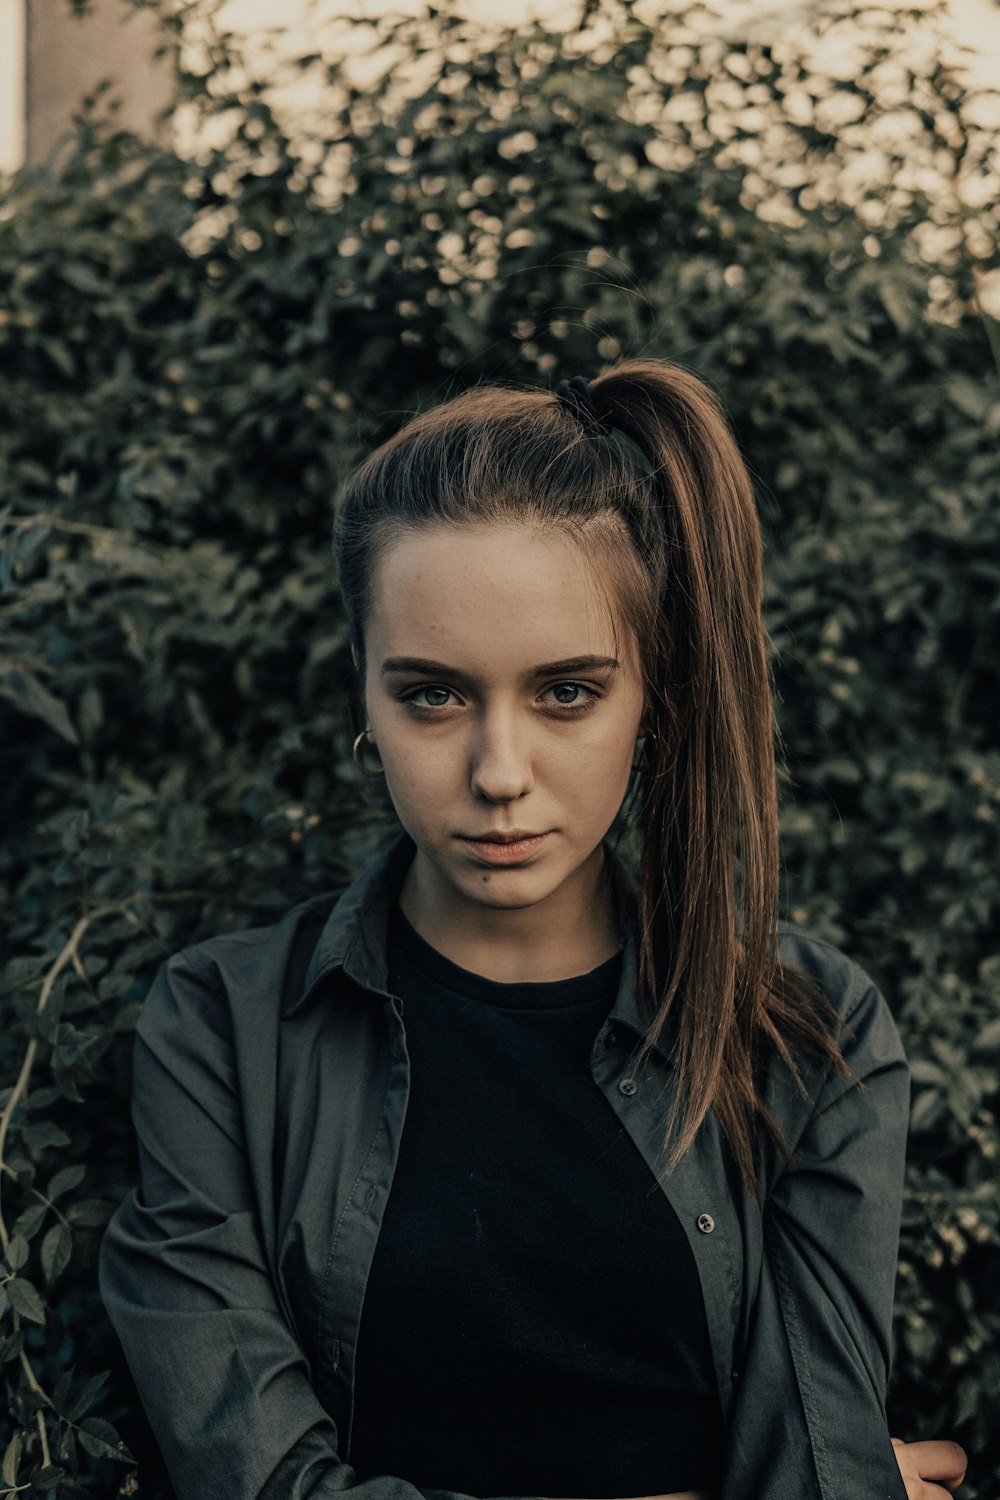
[725, 972, 912, 1500]
[98, 953, 532, 1500]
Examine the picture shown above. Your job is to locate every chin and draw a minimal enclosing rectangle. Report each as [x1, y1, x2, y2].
[468, 859, 573, 897]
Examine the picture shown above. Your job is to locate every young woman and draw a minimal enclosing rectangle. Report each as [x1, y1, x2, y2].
[99, 359, 967, 1500]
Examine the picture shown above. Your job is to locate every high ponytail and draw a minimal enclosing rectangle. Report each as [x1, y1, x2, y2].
[582, 361, 858, 1193]
[333, 356, 857, 1199]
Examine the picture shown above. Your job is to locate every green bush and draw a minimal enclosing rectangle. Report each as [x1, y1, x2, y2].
[1, 0, 998, 1492]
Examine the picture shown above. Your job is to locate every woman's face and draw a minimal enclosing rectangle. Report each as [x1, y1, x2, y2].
[357, 521, 646, 924]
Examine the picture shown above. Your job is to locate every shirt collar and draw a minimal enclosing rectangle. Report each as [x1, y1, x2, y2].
[287, 824, 671, 1061]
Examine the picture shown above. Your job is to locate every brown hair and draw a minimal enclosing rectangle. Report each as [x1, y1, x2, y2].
[333, 357, 857, 1199]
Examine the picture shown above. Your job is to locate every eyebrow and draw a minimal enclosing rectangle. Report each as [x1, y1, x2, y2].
[380, 655, 621, 680]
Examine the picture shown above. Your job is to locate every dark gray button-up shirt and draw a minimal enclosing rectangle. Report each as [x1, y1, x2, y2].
[99, 826, 911, 1500]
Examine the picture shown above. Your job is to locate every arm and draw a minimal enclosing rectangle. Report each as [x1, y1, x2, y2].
[724, 972, 913, 1498]
[98, 955, 528, 1500]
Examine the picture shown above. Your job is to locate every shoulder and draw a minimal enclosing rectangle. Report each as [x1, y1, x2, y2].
[758, 924, 917, 1182]
[774, 919, 882, 1027]
[138, 889, 346, 1045]
[181, 890, 342, 993]
[766, 922, 910, 1132]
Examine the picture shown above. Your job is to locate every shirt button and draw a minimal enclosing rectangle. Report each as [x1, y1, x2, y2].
[697, 1213, 716, 1233]
[618, 1077, 638, 1096]
[605, 1029, 619, 1048]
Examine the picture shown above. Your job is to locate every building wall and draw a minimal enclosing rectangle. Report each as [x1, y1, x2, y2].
[0, 0, 26, 173]
[24, 0, 172, 171]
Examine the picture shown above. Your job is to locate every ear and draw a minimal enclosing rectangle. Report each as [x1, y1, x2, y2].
[350, 646, 367, 730]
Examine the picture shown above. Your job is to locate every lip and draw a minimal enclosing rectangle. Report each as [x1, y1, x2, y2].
[463, 829, 544, 843]
[458, 832, 550, 865]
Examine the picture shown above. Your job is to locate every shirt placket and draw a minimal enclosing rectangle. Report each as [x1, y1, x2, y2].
[319, 990, 412, 1454]
[588, 1016, 742, 1431]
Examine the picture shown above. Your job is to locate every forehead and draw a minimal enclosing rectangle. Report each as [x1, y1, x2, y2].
[367, 522, 631, 666]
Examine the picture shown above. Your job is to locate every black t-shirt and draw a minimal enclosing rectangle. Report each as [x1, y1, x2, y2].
[348, 901, 724, 1497]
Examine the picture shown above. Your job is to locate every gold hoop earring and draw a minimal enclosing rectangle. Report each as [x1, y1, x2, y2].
[352, 729, 385, 778]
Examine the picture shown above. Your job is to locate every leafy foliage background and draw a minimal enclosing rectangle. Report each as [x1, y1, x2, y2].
[1, 0, 998, 1492]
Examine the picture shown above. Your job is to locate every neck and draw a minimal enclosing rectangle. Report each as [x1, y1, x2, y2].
[396, 841, 621, 984]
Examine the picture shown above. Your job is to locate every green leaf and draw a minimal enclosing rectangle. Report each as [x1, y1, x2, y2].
[78, 685, 103, 738]
[6, 1276, 46, 1323]
[0, 1329, 25, 1363]
[7, 1156, 35, 1188]
[25, 1087, 62, 1110]
[21, 1121, 72, 1151]
[1, 1433, 20, 1486]
[945, 374, 989, 421]
[878, 278, 916, 334]
[52, 1367, 75, 1409]
[12, 1202, 47, 1240]
[56, 1426, 78, 1471]
[29, 1464, 66, 1490]
[0, 957, 43, 992]
[40, 1222, 73, 1284]
[78, 1418, 128, 1461]
[5, 1233, 29, 1271]
[60, 262, 108, 296]
[39, 337, 76, 378]
[909, 1090, 942, 1132]
[908, 1060, 947, 1087]
[63, 1368, 110, 1422]
[973, 1017, 1000, 1054]
[66, 1198, 114, 1227]
[47, 1165, 86, 1201]
[0, 671, 79, 745]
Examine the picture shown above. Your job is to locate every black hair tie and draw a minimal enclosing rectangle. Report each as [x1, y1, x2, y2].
[555, 375, 610, 435]
[554, 373, 656, 478]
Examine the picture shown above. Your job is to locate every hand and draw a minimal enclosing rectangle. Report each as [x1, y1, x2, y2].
[536, 1492, 714, 1500]
[891, 1436, 968, 1497]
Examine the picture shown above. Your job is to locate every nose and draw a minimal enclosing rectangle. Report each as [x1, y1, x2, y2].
[469, 706, 534, 803]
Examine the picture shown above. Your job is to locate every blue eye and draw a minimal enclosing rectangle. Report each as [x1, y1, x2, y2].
[405, 686, 454, 709]
[548, 682, 593, 708]
[399, 682, 600, 716]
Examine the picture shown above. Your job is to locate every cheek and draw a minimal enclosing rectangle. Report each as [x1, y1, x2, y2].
[553, 730, 636, 786]
[383, 737, 455, 797]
